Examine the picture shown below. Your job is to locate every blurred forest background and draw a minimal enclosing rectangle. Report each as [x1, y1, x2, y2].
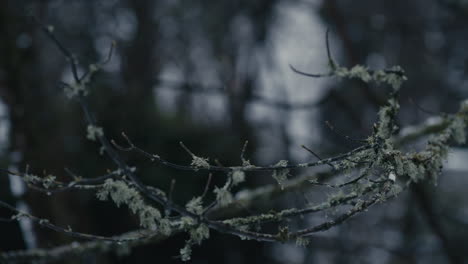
[1, 0, 468, 263]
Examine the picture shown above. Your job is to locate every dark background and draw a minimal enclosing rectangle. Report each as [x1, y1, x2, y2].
[1, 0, 468, 263]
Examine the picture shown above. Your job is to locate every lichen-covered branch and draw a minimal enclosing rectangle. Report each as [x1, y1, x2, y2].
[1, 22, 467, 264]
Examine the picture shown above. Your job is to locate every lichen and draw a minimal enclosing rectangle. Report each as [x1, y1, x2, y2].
[42, 175, 56, 189]
[333, 64, 407, 90]
[189, 224, 210, 245]
[451, 115, 466, 144]
[272, 160, 289, 190]
[372, 66, 407, 90]
[96, 179, 163, 231]
[179, 224, 210, 262]
[64, 82, 88, 99]
[191, 156, 210, 170]
[296, 236, 310, 247]
[23, 173, 41, 185]
[388, 172, 396, 182]
[180, 216, 196, 229]
[213, 186, 233, 207]
[138, 207, 161, 230]
[186, 197, 203, 215]
[180, 244, 192, 261]
[376, 98, 399, 140]
[86, 125, 103, 141]
[231, 170, 245, 186]
[348, 65, 372, 82]
[460, 99, 468, 113]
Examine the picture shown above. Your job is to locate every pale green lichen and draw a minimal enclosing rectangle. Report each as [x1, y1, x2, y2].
[189, 224, 210, 245]
[390, 183, 403, 196]
[406, 160, 426, 183]
[451, 115, 466, 144]
[296, 236, 310, 247]
[394, 155, 405, 176]
[350, 65, 373, 82]
[223, 207, 300, 227]
[242, 158, 253, 167]
[23, 173, 57, 189]
[191, 156, 210, 170]
[353, 199, 365, 211]
[64, 82, 88, 99]
[11, 212, 28, 220]
[179, 224, 210, 262]
[388, 172, 396, 182]
[373, 66, 407, 90]
[115, 243, 131, 257]
[272, 160, 289, 190]
[327, 190, 347, 205]
[96, 179, 164, 231]
[236, 225, 252, 241]
[42, 175, 56, 189]
[376, 98, 400, 140]
[88, 63, 99, 73]
[138, 207, 161, 230]
[23, 173, 41, 184]
[213, 186, 233, 207]
[186, 197, 203, 215]
[334, 64, 407, 90]
[180, 244, 192, 261]
[394, 113, 465, 185]
[180, 216, 196, 229]
[86, 125, 103, 141]
[231, 170, 245, 186]
[460, 99, 468, 113]
[38, 219, 50, 225]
